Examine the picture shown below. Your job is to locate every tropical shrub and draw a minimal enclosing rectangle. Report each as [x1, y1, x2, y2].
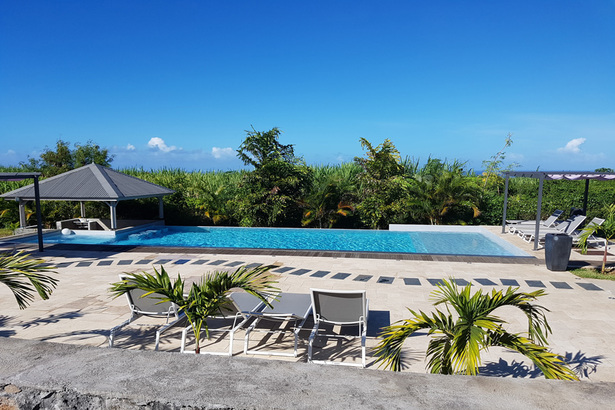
[0, 251, 58, 309]
[375, 279, 578, 380]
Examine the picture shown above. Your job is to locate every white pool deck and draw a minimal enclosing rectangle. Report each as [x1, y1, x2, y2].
[1, 226, 614, 382]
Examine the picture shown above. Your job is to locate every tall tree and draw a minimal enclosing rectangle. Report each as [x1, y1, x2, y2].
[354, 138, 409, 229]
[235, 127, 311, 226]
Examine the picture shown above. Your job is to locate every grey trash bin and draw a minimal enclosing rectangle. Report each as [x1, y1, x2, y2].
[544, 233, 572, 271]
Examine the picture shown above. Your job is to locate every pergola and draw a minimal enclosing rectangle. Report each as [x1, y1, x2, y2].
[1, 163, 174, 236]
[0, 172, 44, 252]
[501, 171, 615, 250]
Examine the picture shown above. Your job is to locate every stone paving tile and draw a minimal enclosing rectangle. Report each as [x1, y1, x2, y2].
[244, 263, 263, 269]
[153, 259, 172, 265]
[403, 278, 421, 286]
[273, 266, 295, 273]
[427, 278, 445, 286]
[76, 261, 93, 267]
[54, 262, 74, 268]
[331, 272, 351, 280]
[453, 279, 470, 286]
[551, 281, 573, 290]
[377, 276, 394, 284]
[310, 270, 330, 278]
[474, 278, 497, 286]
[191, 260, 209, 265]
[501, 279, 519, 286]
[97, 260, 113, 266]
[526, 280, 546, 288]
[208, 260, 227, 266]
[577, 282, 603, 291]
[290, 269, 310, 276]
[173, 259, 191, 265]
[354, 275, 372, 282]
[136, 259, 154, 265]
[225, 261, 244, 267]
[117, 260, 133, 266]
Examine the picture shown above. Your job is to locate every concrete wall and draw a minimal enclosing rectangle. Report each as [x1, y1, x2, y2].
[1, 337, 613, 409]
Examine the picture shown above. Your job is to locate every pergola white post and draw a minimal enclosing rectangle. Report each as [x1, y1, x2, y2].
[158, 197, 164, 219]
[80, 201, 86, 218]
[18, 199, 27, 228]
[107, 201, 118, 230]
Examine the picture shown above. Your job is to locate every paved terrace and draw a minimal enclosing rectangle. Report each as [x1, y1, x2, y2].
[1, 226, 614, 407]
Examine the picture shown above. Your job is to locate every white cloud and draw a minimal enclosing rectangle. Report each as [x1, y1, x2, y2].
[148, 137, 177, 152]
[211, 147, 234, 159]
[126, 144, 135, 151]
[7, 149, 15, 155]
[557, 138, 586, 154]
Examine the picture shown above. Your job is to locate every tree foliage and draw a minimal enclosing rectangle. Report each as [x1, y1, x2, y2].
[375, 279, 578, 380]
[578, 204, 615, 274]
[235, 127, 312, 226]
[21, 139, 114, 177]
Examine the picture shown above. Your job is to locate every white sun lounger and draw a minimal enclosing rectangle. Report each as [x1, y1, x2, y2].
[519, 214, 586, 243]
[507, 210, 564, 234]
[179, 291, 266, 356]
[243, 292, 312, 357]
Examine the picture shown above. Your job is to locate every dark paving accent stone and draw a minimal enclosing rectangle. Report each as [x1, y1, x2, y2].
[354, 275, 372, 282]
[501, 279, 519, 286]
[290, 268, 310, 276]
[331, 272, 351, 280]
[427, 278, 445, 286]
[526, 280, 546, 288]
[208, 260, 227, 266]
[173, 259, 190, 265]
[577, 282, 603, 291]
[191, 260, 209, 265]
[377, 276, 394, 284]
[311, 270, 330, 278]
[403, 278, 421, 286]
[76, 261, 92, 267]
[153, 259, 172, 265]
[54, 262, 74, 268]
[225, 261, 244, 267]
[244, 263, 262, 269]
[474, 278, 497, 286]
[551, 281, 573, 290]
[453, 279, 470, 286]
[273, 266, 295, 273]
[97, 260, 113, 266]
[136, 259, 154, 265]
[117, 260, 133, 266]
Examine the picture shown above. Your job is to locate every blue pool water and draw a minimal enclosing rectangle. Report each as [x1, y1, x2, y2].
[19, 226, 529, 257]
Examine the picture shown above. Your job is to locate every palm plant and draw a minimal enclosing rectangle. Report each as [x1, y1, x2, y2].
[578, 204, 615, 274]
[109, 264, 279, 354]
[374, 279, 578, 380]
[0, 251, 58, 309]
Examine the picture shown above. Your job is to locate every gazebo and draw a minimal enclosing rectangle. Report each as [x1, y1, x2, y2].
[501, 171, 615, 250]
[1, 163, 174, 232]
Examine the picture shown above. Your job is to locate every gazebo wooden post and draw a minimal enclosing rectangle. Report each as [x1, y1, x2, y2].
[158, 197, 164, 219]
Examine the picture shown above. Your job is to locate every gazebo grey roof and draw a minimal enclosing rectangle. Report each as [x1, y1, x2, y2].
[501, 171, 615, 250]
[1, 163, 175, 230]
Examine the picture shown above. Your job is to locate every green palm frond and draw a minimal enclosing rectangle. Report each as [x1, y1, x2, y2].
[0, 251, 58, 309]
[375, 278, 576, 380]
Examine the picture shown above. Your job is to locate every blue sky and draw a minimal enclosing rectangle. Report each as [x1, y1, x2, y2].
[1, 1, 614, 172]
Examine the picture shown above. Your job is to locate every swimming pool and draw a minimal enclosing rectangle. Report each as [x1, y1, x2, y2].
[14, 225, 530, 257]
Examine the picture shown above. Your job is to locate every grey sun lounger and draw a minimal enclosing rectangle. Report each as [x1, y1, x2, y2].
[180, 291, 267, 356]
[519, 214, 586, 243]
[507, 210, 564, 234]
[109, 274, 186, 350]
[308, 289, 369, 368]
[243, 292, 313, 357]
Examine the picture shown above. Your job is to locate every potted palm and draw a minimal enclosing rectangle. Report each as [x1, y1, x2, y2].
[109, 264, 279, 354]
